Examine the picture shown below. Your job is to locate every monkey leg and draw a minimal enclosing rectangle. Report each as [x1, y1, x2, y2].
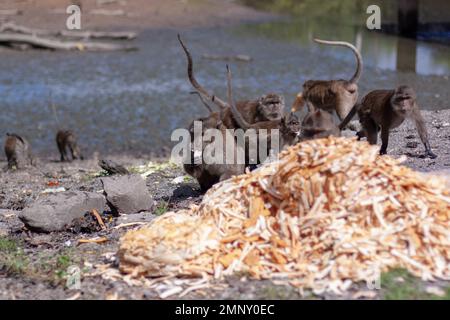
[356, 130, 365, 140]
[7, 156, 17, 170]
[380, 126, 390, 155]
[360, 117, 378, 145]
[69, 145, 78, 160]
[57, 144, 67, 162]
[413, 111, 437, 159]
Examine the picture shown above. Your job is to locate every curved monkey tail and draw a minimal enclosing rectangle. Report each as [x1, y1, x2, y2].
[177, 34, 227, 109]
[314, 38, 363, 84]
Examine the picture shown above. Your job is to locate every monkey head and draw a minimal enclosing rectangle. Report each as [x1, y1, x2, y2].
[282, 112, 301, 136]
[301, 109, 339, 139]
[257, 94, 285, 121]
[391, 85, 416, 116]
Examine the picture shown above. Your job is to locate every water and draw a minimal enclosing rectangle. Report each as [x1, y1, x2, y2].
[0, 20, 449, 156]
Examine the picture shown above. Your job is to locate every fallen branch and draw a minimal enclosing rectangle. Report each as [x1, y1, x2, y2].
[0, 33, 137, 51]
[0, 22, 137, 40]
[59, 30, 136, 40]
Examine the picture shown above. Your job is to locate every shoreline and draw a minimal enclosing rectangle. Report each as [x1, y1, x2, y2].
[0, 0, 279, 31]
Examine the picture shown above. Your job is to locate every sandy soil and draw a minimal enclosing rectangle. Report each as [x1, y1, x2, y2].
[0, 109, 449, 300]
[0, 0, 276, 31]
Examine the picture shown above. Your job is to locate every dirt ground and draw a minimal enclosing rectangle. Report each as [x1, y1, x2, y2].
[0, 0, 275, 31]
[0, 110, 449, 300]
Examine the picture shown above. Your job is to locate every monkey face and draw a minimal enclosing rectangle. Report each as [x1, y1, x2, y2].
[392, 86, 416, 116]
[283, 113, 301, 135]
[258, 94, 285, 121]
[301, 109, 337, 136]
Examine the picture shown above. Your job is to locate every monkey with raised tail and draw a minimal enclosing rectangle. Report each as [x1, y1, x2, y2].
[292, 39, 363, 123]
[178, 34, 285, 130]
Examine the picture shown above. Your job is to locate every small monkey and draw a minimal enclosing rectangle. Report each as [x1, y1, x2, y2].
[56, 130, 84, 162]
[300, 108, 341, 141]
[280, 112, 301, 149]
[183, 114, 245, 192]
[184, 86, 245, 191]
[292, 39, 363, 122]
[178, 34, 285, 129]
[226, 65, 300, 150]
[227, 65, 300, 168]
[339, 85, 437, 158]
[4, 133, 33, 170]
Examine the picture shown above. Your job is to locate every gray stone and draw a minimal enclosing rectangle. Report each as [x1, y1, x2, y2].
[101, 174, 154, 215]
[19, 191, 107, 232]
[0, 209, 22, 234]
[115, 212, 156, 226]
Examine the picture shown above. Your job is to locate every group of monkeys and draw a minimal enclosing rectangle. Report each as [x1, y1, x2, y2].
[3, 130, 83, 170]
[3, 36, 437, 192]
[179, 35, 437, 192]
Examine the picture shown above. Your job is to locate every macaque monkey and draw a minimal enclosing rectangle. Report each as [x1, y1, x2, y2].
[280, 112, 301, 149]
[339, 86, 437, 158]
[177, 34, 285, 129]
[183, 113, 245, 192]
[300, 108, 341, 141]
[4, 133, 33, 170]
[56, 130, 84, 162]
[292, 39, 363, 122]
[226, 65, 300, 150]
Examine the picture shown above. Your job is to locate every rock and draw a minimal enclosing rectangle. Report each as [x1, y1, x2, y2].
[98, 159, 130, 175]
[101, 174, 154, 215]
[406, 141, 419, 149]
[115, 212, 155, 225]
[0, 209, 22, 233]
[19, 191, 107, 232]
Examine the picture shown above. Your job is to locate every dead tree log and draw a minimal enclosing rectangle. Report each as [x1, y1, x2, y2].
[0, 33, 137, 51]
[0, 22, 137, 40]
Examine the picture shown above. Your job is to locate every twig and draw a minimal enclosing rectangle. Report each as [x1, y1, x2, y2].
[91, 209, 107, 230]
[78, 237, 108, 244]
[112, 222, 147, 229]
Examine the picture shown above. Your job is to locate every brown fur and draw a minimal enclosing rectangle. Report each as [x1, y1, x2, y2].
[56, 130, 83, 162]
[339, 86, 436, 158]
[226, 65, 300, 151]
[300, 108, 341, 141]
[183, 113, 245, 192]
[4, 133, 33, 170]
[293, 39, 363, 122]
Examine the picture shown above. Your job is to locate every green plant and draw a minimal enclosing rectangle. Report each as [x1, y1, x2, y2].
[155, 201, 170, 216]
